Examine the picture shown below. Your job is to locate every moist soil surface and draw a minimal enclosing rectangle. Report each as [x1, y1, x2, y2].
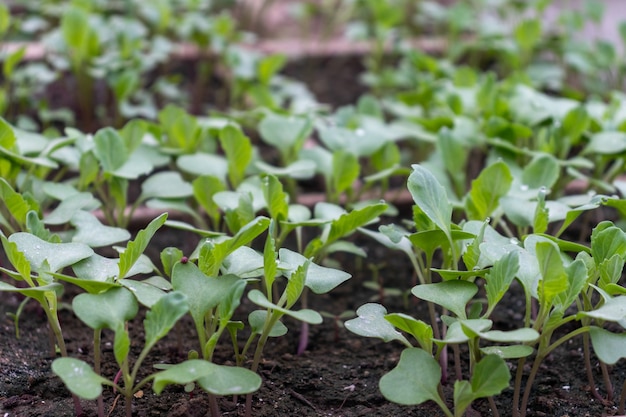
[1, 226, 625, 417]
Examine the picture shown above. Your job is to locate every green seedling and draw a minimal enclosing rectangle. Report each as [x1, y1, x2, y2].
[53, 290, 260, 417]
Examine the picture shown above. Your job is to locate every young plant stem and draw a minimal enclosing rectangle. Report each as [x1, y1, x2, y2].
[582, 332, 605, 403]
[618, 379, 626, 414]
[94, 328, 104, 417]
[245, 309, 283, 417]
[599, 361, 614, 402]
[488, 396, 500, 417]
[519, 326, 590, 417]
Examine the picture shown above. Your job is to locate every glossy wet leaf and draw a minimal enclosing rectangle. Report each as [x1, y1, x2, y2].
[345, 303, 410, 345]
[247, 289, 322, 324]
[52, 358, 109, 400]
[9, 232, 93, 272]
[412, 280, 478, 319]
[379, 348, 442, 405]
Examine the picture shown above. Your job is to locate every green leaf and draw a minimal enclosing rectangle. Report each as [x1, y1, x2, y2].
[522, 154, 560, 189]
[9, 232, 93, 273]
[579, 296, 626, 322]
[455, 355, 510, 414]
[408, 164, 452, 236]
[385, 313, 433, 351]
[153, 360, 261, 396]
[248, 310, 287, 337]
[515, 18, 542, 51]
[561, 106, 589, 143]
[172, 262, 241, 329]
[379, 348, 443, 406]
[140, 171, 193, 200]
[258, 112, 312, 157]
[0, 4, 10, 36]
[144, 291, 188, 349]
[584, 131, 626, 154]
[480, 345, 534, 359]
[555, 258, 588, 310]
[118, 213, 167, 279]
[279, 248, 351, 294]
[332, 150, 360, 196]
[119, 279, 167, 308]
[198, 216, 269, 276]
[261, 174, 288, 222]
[177, 153, 228, 181]
[72, 287, 138, 330]
[263, 224, 277, 290]
[44, 193, 100, 225]
[247, 289, 322, 324]
[0, 177, 33, 227]
[52, 358, 109, 400]
[3, 46, 26, 79]
[160, 247, 183, 278]
[285, 260, 309, 308]
[345, 303, 410, 345]
[219, 125, 252, 188]
[485, 251, 519, 313]
[93, 127, 128, 173]
[327, 203, 387, 246]
[591, 223, 626, 264]
[536, 241, 568, 306]
[589, 326, 626, 365]
[466, 160, 512, 220]
[192, 175, 226, 223]
[412, 280, 478, 319]
[70, 211, 130, 247]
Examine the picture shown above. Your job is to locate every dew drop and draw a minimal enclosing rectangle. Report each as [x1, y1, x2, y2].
[355, 128, 365, 136]
[485, 217, 491, 224]
[509, 238, 520, 245]
[520, 184, 529, 191]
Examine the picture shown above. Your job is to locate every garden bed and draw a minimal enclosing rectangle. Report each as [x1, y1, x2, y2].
[1, 220, 625, 417]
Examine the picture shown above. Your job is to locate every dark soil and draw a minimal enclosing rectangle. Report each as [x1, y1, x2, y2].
[1, 224, 625, 417]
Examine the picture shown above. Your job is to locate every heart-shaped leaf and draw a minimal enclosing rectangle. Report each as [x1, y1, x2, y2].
[52, 358, 109, 400]
[144, 291, 189, 349]
[70, 211, 130, 247]
[412, 280, 478, 319]
[9, 232, 93, 272]
[379, 348, 443, 406]
[345, 303, 410, 345]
